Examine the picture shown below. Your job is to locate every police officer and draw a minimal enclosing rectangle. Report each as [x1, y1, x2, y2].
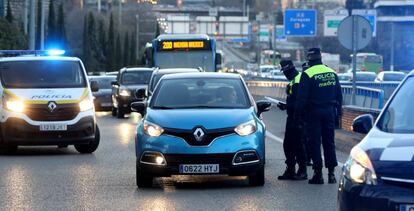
[277, 60, 308, 180]
[295, 48, 342, 184]
[301, 62, 313, 167]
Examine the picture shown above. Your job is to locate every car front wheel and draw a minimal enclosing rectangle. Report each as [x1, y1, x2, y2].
[75, 125, 100, 154]
[136, 164, 153, 188]
[111, 106, 117, 117]
[248, 166, 265, 186]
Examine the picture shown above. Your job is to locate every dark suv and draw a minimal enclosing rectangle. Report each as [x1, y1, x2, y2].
[111, 67, 153, 118]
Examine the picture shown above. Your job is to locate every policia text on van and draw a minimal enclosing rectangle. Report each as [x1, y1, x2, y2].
[0, 52, 100, 154]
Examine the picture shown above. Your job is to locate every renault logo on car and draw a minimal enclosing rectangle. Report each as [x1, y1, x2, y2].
[193, 128, 205, 142]
[47, 101, 57, 112]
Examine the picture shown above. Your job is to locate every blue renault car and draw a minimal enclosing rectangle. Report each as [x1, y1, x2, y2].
[131, 73, 271, 188]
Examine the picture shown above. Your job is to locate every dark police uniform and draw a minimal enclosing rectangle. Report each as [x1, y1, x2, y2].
[295, 49, 342, 184]
[278, 61, 307, 180]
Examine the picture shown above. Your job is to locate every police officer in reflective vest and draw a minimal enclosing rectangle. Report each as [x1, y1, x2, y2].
[295, 48, 343, 184]
[277, 60, 308, 180]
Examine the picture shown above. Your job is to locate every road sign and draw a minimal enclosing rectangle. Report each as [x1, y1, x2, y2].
[338, 15, 372, 50]
[284, 9, 317, 36]
[352, 9, 376, 37]
[259, 24, 270, 42]
[275, 25, 286, 41]
[209, 7, 218, 17]
[324, 10, 348, 36]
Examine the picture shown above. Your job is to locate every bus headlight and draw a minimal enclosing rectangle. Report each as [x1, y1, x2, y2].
[343, 146, 377, 185]
[235, 120, 256, 136]
[79, 97, 94, 112]
[6, 100, 25, 113]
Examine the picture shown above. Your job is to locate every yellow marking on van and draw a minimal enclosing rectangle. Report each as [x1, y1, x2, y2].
[3, 88, 89, 104]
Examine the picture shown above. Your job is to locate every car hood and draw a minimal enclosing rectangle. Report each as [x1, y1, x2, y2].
[123, 84, 147, 91]
[360, 127, 414, 180]
[146, 107, 256, 130]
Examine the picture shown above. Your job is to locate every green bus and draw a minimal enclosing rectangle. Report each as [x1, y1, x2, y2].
[354, 53, 383, 73]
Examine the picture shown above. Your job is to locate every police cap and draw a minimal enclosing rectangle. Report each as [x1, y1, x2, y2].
[306, 48, 322, 61]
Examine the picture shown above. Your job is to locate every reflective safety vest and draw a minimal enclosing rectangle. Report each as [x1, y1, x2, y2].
[304, 64, 335, 78]
[288, 72, 302, 95]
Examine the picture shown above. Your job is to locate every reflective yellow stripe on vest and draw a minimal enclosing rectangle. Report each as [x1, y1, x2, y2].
[304, 64, 335, 78]
[288, 72, 302, 95]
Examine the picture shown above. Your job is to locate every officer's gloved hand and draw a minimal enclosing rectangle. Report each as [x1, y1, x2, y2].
[277, 102, 287, 111]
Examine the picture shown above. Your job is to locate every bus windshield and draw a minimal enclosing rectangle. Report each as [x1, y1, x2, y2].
[155, 51, 214, 72]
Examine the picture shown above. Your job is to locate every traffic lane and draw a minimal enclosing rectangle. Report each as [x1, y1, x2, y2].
[0, 112, 338, 211]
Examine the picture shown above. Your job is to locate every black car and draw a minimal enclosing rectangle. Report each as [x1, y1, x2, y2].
[111, 67, 153, 118]
[147, 68, 203, 96]
[338, 70, 414, 210]
[89, 75, 116, 111]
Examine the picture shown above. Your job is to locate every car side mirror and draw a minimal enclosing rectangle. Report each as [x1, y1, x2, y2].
[352, 114, 374, 134]
[215, 52, 222, 70]
[135, 88, 147, 100]
[131, 102, 147, 116]
[256, 100, 272, 116]
[111, 81, 119, 86]
[90, 80, 99, 92]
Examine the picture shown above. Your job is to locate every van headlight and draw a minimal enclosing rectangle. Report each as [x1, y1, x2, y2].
[343, 146, 377, 185]
[235, 120, 256, 136]
[143, 120, 164, 137]
[5, 100, 25, 113]
[79, 97, 94, 111]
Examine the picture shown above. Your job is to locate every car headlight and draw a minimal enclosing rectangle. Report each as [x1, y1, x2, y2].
[79, 97, 94, 112]
[235, 120, 256, 136]
[119, 88, 131, 97]
[5, 100, 25, 113]
[343, 146, 377, 185]
[143, 120, 164, 137]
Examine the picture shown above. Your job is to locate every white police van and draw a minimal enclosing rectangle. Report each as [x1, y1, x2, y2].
[0, 50, 100, 153]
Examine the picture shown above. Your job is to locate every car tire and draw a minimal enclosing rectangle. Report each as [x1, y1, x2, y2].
[75, 125, 100, 154]
[136, 165, 153, 188]
[0, 145, 18, 155]
[248, 166, 265, 187]
[111, 107, 117, 117]
[117, 107, 125, 119]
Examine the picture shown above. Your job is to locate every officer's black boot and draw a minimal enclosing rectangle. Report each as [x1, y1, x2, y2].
[308, 169, 324, 184]
[294, 165, 308, 180]
[328, 168, 337, 184]
[278, 166, 296, 180]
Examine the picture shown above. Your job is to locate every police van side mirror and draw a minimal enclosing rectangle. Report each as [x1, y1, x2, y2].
[352, 114, 374, 134]
[90, 81, 99, 92]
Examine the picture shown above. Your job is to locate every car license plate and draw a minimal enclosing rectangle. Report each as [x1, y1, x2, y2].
[39, 124, 67, 131]
[101, 102, 112, 107]
[179, 164, 219, 174]
[400, 204, 414, 211]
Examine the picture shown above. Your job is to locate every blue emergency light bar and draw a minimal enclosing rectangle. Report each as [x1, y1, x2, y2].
[0, 50, 66, 57]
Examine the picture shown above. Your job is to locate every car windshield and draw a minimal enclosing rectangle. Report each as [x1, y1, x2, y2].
[377, 77, 414, 133]
[91, 77, 115, 89]
[0, 60, 86, 88]
[151, 78, 250, 109]
[151, 71, 198, 91]
[383, 73, 405, 81]
[121, 71, 152, 85]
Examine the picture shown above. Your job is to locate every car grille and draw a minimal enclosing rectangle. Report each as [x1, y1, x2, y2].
[163, 126, 235, 146]
[382, 177, 414, 190]
[25, 103, 80, 121]
[164, 154, 235, 166]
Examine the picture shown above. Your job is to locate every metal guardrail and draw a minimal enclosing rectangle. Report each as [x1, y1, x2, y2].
[340, 82, 399, 100]
[341, 86, 384, 109]
[246, 80, 386, 109]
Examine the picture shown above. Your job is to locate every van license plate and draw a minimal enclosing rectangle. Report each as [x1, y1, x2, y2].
[179, 164, 219, 174]
[39, 124, 67, 131]
[400, 204, 414, 211]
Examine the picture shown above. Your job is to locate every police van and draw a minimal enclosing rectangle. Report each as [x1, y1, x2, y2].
[0, 50, 100, 153]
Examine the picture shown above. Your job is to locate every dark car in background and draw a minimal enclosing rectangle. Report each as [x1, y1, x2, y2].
[111, 67, 153, 118]
[89, 75, 116, 111]
[147, 68, 203, 96]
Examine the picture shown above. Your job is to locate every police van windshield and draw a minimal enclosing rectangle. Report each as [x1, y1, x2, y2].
[377, 77, 414, 133]
[0, 60, 86, 88]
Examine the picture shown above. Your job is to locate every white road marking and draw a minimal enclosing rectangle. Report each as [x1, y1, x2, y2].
[266, 131, 344, 167]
